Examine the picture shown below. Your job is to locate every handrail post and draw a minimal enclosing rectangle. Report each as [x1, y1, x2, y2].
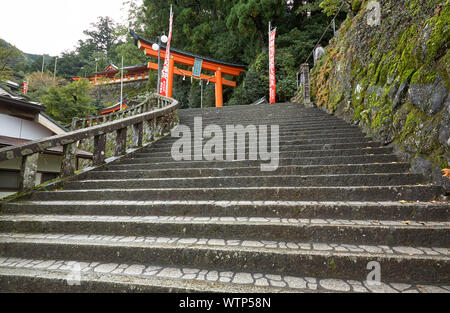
[300, 63, 313, 107]
[71, 118, 79, 131]
[132, 122, 144, 148]
[18, 153, 39, 192]
[61, 143, 77, 177]
[115, 127, 127, 156]
[93, 134, 107, 165]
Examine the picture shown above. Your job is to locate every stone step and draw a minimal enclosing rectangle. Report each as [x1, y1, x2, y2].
[164, 124, 361, 133]
[85, 163, 412, 179]
[62, 174, 426, 190]
[178, 115, 347, 122]
[105, 155, 401, 170]
[119, 149, 395, 165]
[4, 201, 448, 221]
[0, 215, 447, 247]
[146, 141, 379, 153]
[28, 185, 443, 202]
[152, 137, 374, 147]
[2, 257, 446, 293]
[131, 147, 392, 162]
[178, 114, 342, 121]
[148, 133, 370, 148]
[0, 234, 447, 284]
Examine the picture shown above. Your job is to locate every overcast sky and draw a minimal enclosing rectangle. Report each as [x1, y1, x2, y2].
[0, 0, 135, 56]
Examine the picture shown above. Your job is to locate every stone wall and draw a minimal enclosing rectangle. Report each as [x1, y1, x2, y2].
[91, 80, 151, 107]
[309, 0, 449, 191]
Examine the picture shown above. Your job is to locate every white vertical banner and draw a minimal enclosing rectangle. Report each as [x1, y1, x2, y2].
[269, 28, 276, 104]
[159, 6, 174, 96]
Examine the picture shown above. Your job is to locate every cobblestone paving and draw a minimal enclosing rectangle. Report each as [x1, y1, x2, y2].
[12, 200, 449, 208]
[0, 257, 448, 293]
[0, 233, 448, 256]
[1, 214, 448, 228]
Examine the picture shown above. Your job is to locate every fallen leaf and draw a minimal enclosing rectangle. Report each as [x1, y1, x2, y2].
[399, 200, 407, 203]
[442, 168, 450, 179]
[402, 221, 411, 225]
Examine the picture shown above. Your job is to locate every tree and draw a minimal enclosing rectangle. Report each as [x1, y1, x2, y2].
[55, 51, 85, 77]
[83, 16, 118, 55]
[41, 79, 95, 124]
[24, 71, 66, 102]
[0, 41, 21, 80]
[226, 0, 285, 53]
[319, 0, 352, 17]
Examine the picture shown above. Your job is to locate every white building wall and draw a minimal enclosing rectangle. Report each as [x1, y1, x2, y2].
[0, 114, 53, 140]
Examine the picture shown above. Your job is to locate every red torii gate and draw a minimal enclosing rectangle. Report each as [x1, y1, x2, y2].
[131, 31, 246, 107]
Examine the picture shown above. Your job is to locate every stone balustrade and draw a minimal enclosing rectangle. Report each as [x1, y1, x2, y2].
[0, 94, 178, 192]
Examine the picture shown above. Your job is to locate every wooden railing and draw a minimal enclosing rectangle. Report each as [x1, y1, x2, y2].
[71, 94, 173, 130]
[0, 94, 178, 193]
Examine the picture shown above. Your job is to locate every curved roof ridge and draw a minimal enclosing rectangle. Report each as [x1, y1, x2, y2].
[130, 30, 247, 69]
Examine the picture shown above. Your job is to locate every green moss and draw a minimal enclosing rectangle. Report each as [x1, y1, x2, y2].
[411, 69, 437, 84]
[329, 258, 337, 273]
[371, 103, 393, 130]
[354, 105, 364, 120]
[437, 155, 449, 170]
[425, 5, 450, 63]
[351, 0, 362, 14]
[400, 69, 416, 83]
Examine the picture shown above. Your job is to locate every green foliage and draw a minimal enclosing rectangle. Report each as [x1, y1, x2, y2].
[226, 0, 285, 52]
[41, 79, 95, 124]
[24, 71, 66, 102]
[0, 40, 23, 80]
[425, 4, 450, 63]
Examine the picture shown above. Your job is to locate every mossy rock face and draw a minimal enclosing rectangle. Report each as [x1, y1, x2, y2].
[310, 0, 449, 187]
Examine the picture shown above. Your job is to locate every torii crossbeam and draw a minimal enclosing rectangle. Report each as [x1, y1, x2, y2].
[131, 30, 246, 107]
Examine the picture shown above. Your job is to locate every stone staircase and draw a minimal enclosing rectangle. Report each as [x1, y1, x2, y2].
[0, 103, 448, 293]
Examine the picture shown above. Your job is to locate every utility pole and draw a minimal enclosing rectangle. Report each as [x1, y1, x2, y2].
[41, 55, 45, 75]
[95, 62, 98, 84]
[53, 57, 58, 80]
[200, 79, 203, 109]
[120, 55, 124, 111]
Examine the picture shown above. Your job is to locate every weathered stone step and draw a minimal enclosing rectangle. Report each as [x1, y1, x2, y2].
[165, 124, 361, 133]
[147, 141, 378, 153]
[28, 185, 443, 202]
[148, 133, 370, 148]
[178, 113, 338, 120]
[178, 121, 353, 129]
[132, 147, 391, 162]
[62, 174, 425, 190]
[0, 234, 447, 284]
[86, 163, 411, 179]
[2, 257, 446, 293]
[5, 201, 448, 221]
[138, 145, 387, 159]
[1, 215, 447, 247]
[154, 136, 374, 147]
[105, 154, 401, 170]
[179, 117, 347, 124]
[120, 148, 394, 165]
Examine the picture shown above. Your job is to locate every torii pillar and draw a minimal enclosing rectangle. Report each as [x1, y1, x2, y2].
[132, 32, 245, 108]
[215, 68, 223, 107]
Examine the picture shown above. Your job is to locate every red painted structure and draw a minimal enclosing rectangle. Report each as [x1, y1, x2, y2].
[131, 31, 246, 108]
[72, 63, 149, 86]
